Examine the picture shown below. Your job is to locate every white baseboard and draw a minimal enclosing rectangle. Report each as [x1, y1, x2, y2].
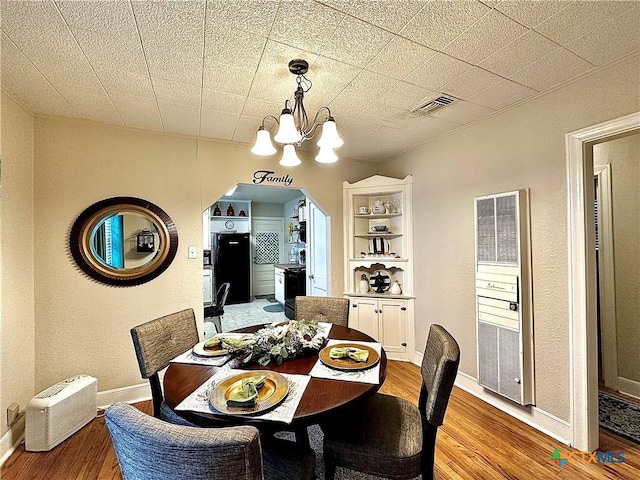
[411, 354, 571, 445]
[97, 382, 151, 409]
[0, 383, 152, 467]
[616, 376, 640, 399]
[0, 414, 25, 467]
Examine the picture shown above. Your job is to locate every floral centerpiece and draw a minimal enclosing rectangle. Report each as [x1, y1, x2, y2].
[221, 320, 326, 366]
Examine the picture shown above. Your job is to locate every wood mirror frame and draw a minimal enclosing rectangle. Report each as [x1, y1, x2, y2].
[69, 196, 178, 286]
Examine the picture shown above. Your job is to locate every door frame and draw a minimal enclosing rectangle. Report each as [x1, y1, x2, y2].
[594, 164, 619, 392]
[566, 112, 639, 452]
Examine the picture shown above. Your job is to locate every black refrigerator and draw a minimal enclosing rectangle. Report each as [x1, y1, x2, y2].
[214, 233, 250, 305]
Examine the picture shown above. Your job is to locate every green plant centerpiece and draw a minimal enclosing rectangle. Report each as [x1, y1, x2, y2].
[221, 320, 326, 366]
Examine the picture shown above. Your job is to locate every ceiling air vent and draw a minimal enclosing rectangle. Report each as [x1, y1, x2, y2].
[411, 95, 456, 116]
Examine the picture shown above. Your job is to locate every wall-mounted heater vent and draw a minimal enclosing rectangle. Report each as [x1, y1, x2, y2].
[410, 95, 456, 116]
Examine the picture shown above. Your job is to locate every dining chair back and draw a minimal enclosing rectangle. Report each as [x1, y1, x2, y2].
[105, 402, 263, 480]
[105, 402, 317, 480]
[130, 308, 199, 421]
[295, 296, 350, 326]
[322, 324, 460, 480]
[204, 282, 231, 333]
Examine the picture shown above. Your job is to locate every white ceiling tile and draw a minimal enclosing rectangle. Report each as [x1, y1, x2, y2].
[0, 35, 76, 117]
[443, 9, 529, 64]
[535, 0, 637, 47]
[202, 60, 253, 96]
[60, 89, 123, 125]
[566, 6, 640, 67]
[67, 26, 147, 76]
[95, 68, 155, 98]
[269, 1, 345, 54]
[366, 36, 437, 81]
[379, 82, 439, 111]
[205, 0, 279, 37]
[158, 101, 201, 136]
[109, 93, 163, 131]
[479, 30, 559, 79]
[204, 25, 267, 70]
[200, 110, 239, 140]
[429, 100, 494, 125]
[399, 0, 490, 50]
[155, 79, 202, 107]
[357, 103, 416, 130]
[441, 67, 504, 100]
[132, 0, 205, 56]
[495, 0, 571, 27]
[467, 79, 537, 109]
[241, 97, 284, 120]
[248, 72, 298, 105]
[306, 56, 362, 102]
[322, 15, 395, 68]
[345, 0, 425, 33]
[201, 89, 245, 115]
[256, 41, 319, 79]
[405, 53, 472, 91]
[509, 46, 595, 91]
[407, 115, 462, 139]
[145, 50, 203, 85]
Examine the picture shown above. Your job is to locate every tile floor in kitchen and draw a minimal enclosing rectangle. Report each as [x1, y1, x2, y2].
[204, 296, 287, 337]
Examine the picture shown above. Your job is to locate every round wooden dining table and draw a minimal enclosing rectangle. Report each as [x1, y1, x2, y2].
[163, 324, 387, 435]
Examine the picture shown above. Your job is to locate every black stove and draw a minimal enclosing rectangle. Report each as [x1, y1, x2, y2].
[284, 267, 306, 320]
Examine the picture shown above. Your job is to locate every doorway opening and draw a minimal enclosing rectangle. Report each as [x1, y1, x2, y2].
[566, 112, 640, 452]
[202, 183, 331, 332]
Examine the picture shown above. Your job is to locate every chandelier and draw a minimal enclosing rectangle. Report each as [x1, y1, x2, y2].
[251, 59, 343, 166]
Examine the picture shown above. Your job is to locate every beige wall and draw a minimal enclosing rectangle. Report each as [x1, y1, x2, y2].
[380, 55, 639, 421]
[1, 93, 35, 438]
[594, 133, 640, 383]
[32, 117, 376, 393]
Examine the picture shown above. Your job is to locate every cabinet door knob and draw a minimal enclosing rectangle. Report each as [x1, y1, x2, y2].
[401, 343, 407, 347]
[515, 378, 521, 384]
[353, 304, 358, 308]
[400, 307, 407, 311]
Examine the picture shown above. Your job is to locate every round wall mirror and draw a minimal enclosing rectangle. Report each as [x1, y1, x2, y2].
[70, 197, 178, 286]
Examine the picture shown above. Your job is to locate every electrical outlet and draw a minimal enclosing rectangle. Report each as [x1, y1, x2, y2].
[7, 403, 19, 427]
[188, 246, 197, 259]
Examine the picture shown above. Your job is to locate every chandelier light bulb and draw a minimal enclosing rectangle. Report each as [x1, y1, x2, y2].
[274, 109, 302, 144]
[317, 117, 343, 149]
[251, 127, 277, 156]
[279, 144, 302, 167]
[315, 146, 338, 164]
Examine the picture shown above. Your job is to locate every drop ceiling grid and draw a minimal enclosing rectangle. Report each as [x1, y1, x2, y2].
[0, 0, 638, 163]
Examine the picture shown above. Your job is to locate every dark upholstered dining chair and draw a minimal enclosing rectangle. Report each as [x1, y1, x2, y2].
[322, 324, 460, 480]
[130, 308, 199, 424]
[105, 402, 316, 480]
[295, 296, 350, 327]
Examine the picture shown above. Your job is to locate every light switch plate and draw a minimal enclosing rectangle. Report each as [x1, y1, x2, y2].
[188, 246, 197, 259]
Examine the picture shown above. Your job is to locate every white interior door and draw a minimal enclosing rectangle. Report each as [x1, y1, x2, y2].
[252, 217, 284, 297]
[308, 201, 329, 296]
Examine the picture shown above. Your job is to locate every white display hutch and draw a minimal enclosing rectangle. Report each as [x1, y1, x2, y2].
[343, 175, 415, 361]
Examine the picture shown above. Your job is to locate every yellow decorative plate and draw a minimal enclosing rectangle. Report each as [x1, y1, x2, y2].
[319, 343, 380, 371]
[209, 370, 289, 415]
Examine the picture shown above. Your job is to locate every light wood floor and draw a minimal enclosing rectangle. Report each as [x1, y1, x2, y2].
[2, 361, 638, 479]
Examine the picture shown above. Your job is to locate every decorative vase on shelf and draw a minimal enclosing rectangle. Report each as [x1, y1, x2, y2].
[239, 209, 246, 217]
[213, 204, 221, 216]
[226, 204, 235, 216]
[371, 200, 384, 214]
[359, 273, 370, 293]
[390, 280, 402, 295]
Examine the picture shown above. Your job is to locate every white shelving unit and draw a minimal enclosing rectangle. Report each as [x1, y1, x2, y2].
[343, 175, 415, 361]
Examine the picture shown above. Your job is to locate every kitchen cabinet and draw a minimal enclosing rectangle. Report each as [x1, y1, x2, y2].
[274, 267, 285, 304]
[343, 175, 415, 362]
[349, 297, 410, 359]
